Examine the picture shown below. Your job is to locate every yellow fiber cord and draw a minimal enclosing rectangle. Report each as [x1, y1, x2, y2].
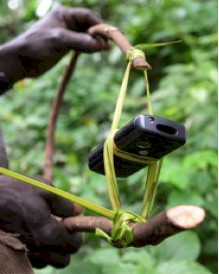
[111, 62, 132, 131]
[103, 49, 162, 219]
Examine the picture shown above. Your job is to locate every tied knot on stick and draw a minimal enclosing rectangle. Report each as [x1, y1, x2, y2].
[96, 209, 145, 248]
[126, 47, 146, 63]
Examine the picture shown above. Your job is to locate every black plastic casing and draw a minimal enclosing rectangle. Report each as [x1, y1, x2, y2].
[88, 114, 186, 178]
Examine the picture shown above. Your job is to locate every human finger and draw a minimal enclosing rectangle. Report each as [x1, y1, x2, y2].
[32, 215, 82, 253]
[63, 7, 103, 32]
[61, 29, 110, 52]
[46, 193, 83, 218]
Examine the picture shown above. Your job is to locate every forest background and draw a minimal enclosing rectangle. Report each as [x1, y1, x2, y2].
[0, 0, 217, 273]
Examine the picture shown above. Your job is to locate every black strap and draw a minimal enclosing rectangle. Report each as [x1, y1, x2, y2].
[0, 123, 9, 168]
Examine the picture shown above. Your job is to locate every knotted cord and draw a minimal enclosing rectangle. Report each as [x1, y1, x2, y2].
[97, 48, 162, 247]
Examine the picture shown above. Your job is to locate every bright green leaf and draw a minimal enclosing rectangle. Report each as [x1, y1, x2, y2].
[88, 248, 120, 265]
[102, 263, 136, 274]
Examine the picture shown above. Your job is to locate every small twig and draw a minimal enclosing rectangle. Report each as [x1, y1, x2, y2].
[43, 51, 80, 181]
[63, 206, 205, 247]
[88, 23, 151, 70]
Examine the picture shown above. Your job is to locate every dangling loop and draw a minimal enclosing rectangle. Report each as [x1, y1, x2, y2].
[104, 47, 162, 226]
[104, 130, 121, 211]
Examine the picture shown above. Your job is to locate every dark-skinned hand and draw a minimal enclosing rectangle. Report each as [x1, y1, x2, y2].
[0, 175, 83, 268]
[0, 5, 109, 90]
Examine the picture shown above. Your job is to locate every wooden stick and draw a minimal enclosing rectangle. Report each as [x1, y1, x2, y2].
[63, 206, 205, 247]
[88, 23, 151, 70]
[43, 51, 80, 181]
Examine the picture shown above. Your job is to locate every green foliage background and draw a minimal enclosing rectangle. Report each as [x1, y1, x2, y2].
[0, 0, 217, 273]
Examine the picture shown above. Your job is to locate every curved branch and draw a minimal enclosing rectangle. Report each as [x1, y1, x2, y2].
[88, 23, 151, 70]
[43, 51, 80, 181]
[63, 206, 205, 247]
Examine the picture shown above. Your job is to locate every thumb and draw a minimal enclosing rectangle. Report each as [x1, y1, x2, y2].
[46, 193, 83, 218]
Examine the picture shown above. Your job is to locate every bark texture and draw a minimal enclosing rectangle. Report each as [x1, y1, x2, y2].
[63, 206, 205, 247]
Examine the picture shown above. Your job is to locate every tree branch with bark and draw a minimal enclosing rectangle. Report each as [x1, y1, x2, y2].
[63, 206, 205, 247]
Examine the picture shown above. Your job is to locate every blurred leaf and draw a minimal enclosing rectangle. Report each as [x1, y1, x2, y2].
[205, 192, 218, 217]
[122, 248, 155, 268]
[88, 248, 120, 265]
[102, 263, 136, 274]
[153, 231, 201, 262]
[157, 260, 212, 274]
[160, 158, 190, 190]
[167, 189, 205, 207]
[53, 168, 71, 192]
[183, 150, 217, 170]
[58, 260, 102, 274]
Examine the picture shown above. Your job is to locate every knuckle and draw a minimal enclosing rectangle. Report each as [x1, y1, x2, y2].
[50, 4, 63, 15]
[49, 28, 64, 44]
[87, 38, 105, 53]
[82, 8, 92, 18]
[36, 222, 60, 246]
[79, 36, 95, 52]
[72, 8, 94, 23]
[74, 7, 91, 16]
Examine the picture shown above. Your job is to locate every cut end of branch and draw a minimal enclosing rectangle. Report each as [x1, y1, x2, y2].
[133, 58, 152, 70]
[167, 205, 205, 229]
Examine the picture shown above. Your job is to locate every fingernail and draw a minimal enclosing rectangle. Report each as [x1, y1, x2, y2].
[74, 204, 84, 215]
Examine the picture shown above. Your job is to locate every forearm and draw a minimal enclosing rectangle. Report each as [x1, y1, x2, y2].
[0, 41, 24, 94]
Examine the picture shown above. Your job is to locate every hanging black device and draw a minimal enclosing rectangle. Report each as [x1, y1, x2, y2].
[88, 114, 186, 178]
